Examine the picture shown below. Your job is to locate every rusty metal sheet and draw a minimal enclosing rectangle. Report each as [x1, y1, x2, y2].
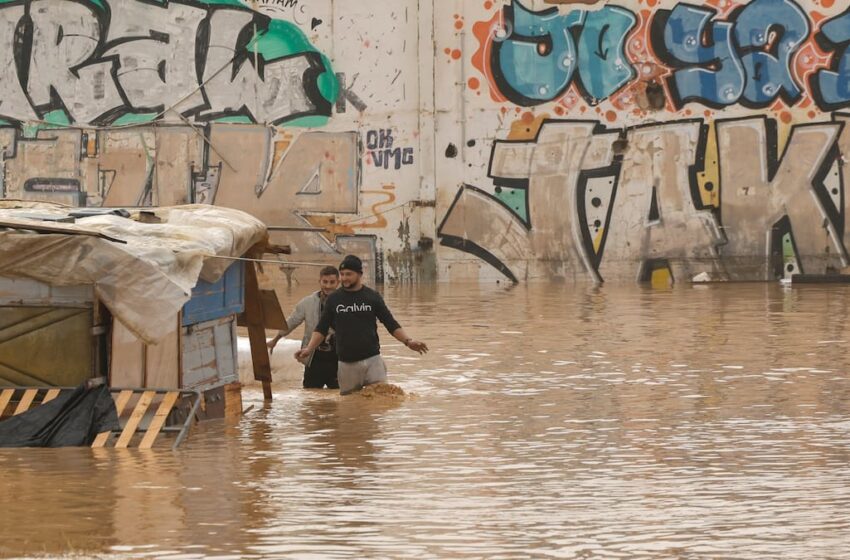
[0, 306, 93, 387]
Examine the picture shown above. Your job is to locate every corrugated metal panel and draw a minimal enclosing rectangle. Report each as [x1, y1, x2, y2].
[181, 316, 238, 390]
[0, 306, 93, 387]
[181, 262, 244, 326]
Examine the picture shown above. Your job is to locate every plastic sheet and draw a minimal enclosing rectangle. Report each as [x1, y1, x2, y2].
[0, 385, 119, 448]
[0, 203, 266, 343]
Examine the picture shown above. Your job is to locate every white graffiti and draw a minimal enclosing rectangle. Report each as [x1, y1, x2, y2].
[439, 116, 849, 282]
[0, 0, 332, 125]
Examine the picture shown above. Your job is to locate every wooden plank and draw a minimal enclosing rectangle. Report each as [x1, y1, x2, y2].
[110, 320, 145, 388]
[115, 391, 155, 448]
[243, 249, 273, 400]
[258, 289, 286, 330]
[224, 382, 243, 420]
[0, 218, 126, 243]
[13, 389, 38, 415]
[114, 390, 134, 416]
[139, 392, 180, 449]
[0, 388, 13, 417]
[145, 318, 180, 389]
[91, 390, 134, 448]
[93, 301, 110, 380]
[41, 389, 61, 403]
[177, 311, 184, 390]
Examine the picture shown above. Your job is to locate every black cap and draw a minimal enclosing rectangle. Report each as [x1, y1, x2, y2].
[339, 254, 363, 274]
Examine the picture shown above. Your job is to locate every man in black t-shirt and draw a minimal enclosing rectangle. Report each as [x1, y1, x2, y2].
[295, 255, 428, 394]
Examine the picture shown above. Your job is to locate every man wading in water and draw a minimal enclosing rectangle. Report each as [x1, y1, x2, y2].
[269, 266, 341, 389]
[295, 255, 428, 394]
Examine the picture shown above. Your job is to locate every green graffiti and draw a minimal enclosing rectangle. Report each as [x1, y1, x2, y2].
[782, 233, 797, 264]
[285, 115, 330, 128]
[110, 112, 161, 126]
[193, 0, 338, 116]
[22, 110, 70, 137]
[193, 0, 244, 6]
[1, 0, 336, 129]
[212, 116, 254, 124]
[248, 19, 339, 108]
[494, 187, 528, 224]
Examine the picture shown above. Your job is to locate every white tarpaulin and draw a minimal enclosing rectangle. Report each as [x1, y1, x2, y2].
[0, 202, 266, 344]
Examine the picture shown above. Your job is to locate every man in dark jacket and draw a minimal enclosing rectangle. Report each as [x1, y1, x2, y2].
[295, 255, 428, 394]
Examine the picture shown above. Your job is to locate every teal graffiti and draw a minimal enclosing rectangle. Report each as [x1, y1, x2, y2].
[490, 0, 636, 106]
[654, 0, 808, 108]
[576, 7, 637, 103]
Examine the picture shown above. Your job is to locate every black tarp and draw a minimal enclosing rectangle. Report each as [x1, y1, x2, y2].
[0, 384, 120, 447]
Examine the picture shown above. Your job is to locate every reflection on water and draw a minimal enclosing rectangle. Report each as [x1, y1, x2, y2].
[2, 283, 850, 559]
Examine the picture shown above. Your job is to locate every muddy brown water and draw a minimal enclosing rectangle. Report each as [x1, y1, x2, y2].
[2, 283, 850, 559]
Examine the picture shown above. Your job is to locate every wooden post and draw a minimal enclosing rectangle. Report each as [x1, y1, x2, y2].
[243, 246, 273, 400]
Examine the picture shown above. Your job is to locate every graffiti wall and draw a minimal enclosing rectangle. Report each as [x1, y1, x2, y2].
[436, 0, 850, 282]
[0, 0, 337, 126]
[0, 0, 428, 284]
[3, 0, 850, 283]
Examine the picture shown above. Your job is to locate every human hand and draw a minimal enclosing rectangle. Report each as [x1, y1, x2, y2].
[294, 348, 310, 363]
[267, 339, 277, 354]
[406, 339, 428, 354]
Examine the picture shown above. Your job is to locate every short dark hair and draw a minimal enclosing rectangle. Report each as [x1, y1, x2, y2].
[319, 265, 339, 277]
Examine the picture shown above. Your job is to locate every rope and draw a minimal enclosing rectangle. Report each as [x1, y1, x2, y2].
[333, 200, 414, 226]
[202, 254, 330, 267]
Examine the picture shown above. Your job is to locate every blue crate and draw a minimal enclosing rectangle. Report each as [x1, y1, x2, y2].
[182, 261, 244, 326]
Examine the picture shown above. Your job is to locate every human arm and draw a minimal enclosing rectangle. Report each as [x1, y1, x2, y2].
[267, 332, 283, 353]
[391, 327, 428, 354]
[294, 299, 334, 361]
[294, 331, 326, 361]
[372, 292, 427, 353]
[268, 300, 306, 353]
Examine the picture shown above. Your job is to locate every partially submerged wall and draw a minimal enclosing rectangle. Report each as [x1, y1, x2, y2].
[2, 0, 850, 283]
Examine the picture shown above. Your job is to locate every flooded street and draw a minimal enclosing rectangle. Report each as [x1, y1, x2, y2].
[2, 283, 850, 559]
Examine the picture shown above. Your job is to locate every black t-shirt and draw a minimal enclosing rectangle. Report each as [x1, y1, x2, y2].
[315, 286, 401, 362]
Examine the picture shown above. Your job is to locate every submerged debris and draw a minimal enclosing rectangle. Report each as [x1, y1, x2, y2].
[358, 383, 406, 398]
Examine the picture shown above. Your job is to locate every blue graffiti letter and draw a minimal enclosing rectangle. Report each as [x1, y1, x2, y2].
[491, 1, 580, 106]
[658, 4, 744, 108]
[734, 0, 808, 106]
[813, 8, 850, 111]
[576, 6, 637, 103]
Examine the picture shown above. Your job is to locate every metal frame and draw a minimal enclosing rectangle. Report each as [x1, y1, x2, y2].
[0, 386, 202, 450]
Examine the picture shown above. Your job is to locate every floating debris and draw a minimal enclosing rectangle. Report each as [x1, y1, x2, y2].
[358, 383, 406, 398]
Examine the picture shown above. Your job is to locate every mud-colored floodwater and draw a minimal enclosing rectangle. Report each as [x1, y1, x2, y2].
[2, 283, 850, 559]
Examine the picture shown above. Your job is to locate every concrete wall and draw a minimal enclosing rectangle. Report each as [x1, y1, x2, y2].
[1, 0, 849, 284]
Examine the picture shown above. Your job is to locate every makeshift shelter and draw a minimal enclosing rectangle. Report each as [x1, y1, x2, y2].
[0, 201, 282, 447]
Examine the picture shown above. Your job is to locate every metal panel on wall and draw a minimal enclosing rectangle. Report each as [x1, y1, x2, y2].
[181, 316, 238, 391]
[0, 306, 93, 387]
